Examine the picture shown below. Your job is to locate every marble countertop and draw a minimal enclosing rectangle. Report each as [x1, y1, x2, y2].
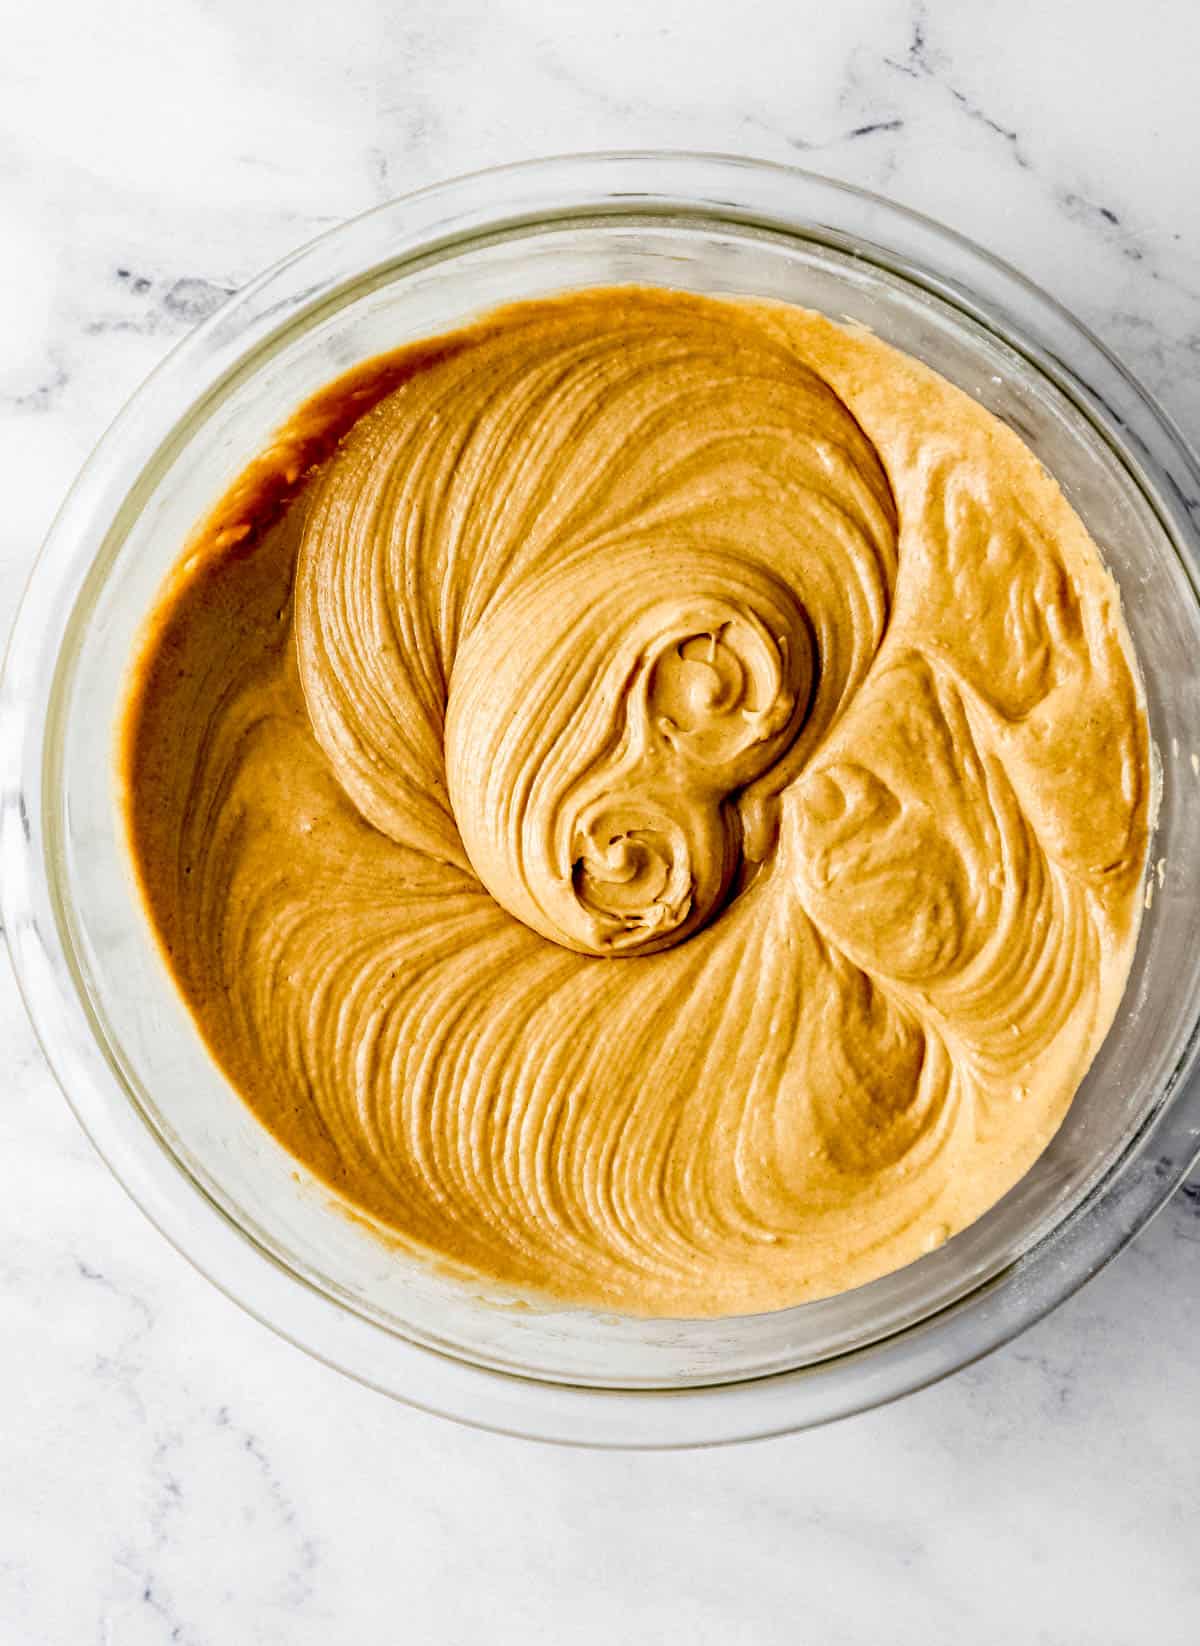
[3, 1, 1199, 1639]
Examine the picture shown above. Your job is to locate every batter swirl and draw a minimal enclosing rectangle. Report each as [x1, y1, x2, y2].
[121, 288, 1150, 1315]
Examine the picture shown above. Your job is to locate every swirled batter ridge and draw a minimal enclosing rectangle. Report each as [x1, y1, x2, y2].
[121, 289, 1150, 1316]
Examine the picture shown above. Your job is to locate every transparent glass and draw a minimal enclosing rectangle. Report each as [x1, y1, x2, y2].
[4, 154, 1200, 1447]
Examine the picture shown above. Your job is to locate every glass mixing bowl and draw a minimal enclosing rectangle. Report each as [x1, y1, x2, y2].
[4, 153, 1200, 1447]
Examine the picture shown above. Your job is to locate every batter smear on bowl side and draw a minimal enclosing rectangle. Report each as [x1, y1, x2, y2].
[120, 288, 1150, 1317]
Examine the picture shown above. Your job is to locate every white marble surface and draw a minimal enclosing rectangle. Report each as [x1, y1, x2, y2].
[3, 0, 1200, 1639]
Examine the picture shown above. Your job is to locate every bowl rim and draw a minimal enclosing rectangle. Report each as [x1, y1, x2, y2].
[4, 149, 1200, 1448]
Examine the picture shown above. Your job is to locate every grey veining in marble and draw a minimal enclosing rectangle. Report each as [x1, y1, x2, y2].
[2, 1, 1198, 1641]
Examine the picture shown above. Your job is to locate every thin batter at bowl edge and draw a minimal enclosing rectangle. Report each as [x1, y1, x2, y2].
[120, 287, 1150, 1317]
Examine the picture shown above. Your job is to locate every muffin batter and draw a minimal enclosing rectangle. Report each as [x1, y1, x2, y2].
[120, 288, 1150, 1316]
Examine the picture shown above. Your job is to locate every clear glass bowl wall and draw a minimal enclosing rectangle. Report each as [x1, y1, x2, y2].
[4, 157, 1200, 1445]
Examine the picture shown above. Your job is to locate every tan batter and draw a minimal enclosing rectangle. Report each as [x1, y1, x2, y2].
[120, 288, 1150, 1317]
